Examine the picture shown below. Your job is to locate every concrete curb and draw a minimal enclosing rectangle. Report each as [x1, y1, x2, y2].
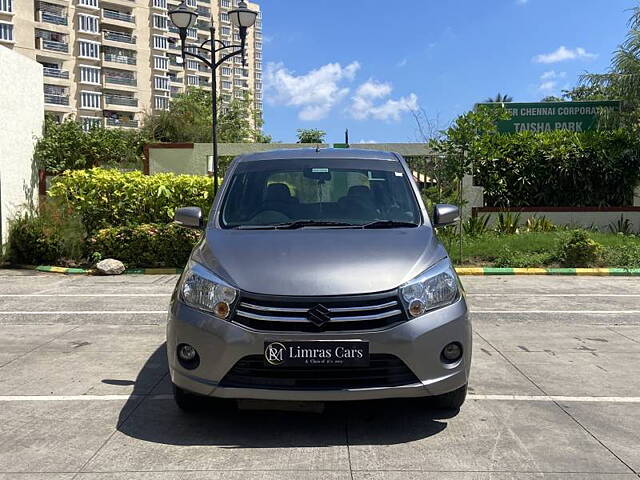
[19, 265, 184, 275]
[455, 267, 640, 276]
[18, 265, 640, 276]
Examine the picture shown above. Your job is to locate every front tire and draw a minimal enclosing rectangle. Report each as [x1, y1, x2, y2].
[172, 383, 204, 412]
[432, 384, 467, 410]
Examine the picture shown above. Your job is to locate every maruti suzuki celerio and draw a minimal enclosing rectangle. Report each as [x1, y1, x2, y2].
[167, 148, 471, 411]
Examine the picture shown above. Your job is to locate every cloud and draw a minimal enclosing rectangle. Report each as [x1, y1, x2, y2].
[396, 58, 408, 68]
[516, 0, 528, 5]
[264, 61, 360, 121]
[533, 46, 597, 64]
[538, 70, 566, 92]
[358, 139, 378, 144]
[350, 79, 418, 122]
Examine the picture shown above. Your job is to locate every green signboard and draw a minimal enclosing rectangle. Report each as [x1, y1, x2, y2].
[477, 101, 621, 133]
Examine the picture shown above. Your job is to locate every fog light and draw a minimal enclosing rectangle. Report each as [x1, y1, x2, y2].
[213, 301, 230, 318]
[442, 342, 463, 363]
[177, 343, 200, 369]
[408, 299, 426, 317]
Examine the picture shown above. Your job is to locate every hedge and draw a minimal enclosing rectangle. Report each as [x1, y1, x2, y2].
[48, 168, 214, 233]
[474, 129, 640, 207]
[88, 223, 201, 268]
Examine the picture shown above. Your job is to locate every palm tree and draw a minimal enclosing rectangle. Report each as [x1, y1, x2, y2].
[485, 93, 513, 103]
[581, 7, 640, 125]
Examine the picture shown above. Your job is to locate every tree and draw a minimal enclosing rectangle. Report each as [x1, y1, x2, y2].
[296, 128, 326, 143]
[142, 88, 270, 143]
[581, 7, 640, 127]
[34, 116, 146, 174]
[541, 95, 564, 102]
[484, 93, 513, 103]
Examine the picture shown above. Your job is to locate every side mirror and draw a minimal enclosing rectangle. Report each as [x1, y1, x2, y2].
[174, 207, 203, 229]
[433, 204, 460, 227]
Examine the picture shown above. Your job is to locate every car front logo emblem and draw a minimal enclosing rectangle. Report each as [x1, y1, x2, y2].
[307, 304, 331, 327]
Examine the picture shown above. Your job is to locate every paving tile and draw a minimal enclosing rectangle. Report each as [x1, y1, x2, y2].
[354, 473, 638, 479]
[82, 397, 350, 473]
[0, 400, 135, 473]
[347, 400, 628, 474]
[560, 402, 640, 472]
[0, 346, 167, 395]
[504, 351, 640, 397]
[76, 472, 351, 479]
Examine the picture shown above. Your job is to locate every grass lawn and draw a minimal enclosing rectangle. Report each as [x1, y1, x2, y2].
[444, 231, 640, 268]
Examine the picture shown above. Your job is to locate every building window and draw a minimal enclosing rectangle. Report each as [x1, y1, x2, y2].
[186, 0, 196, 7]
[220, 12, 229, 22]
[220, 0, 230, 7]
[255, 81, 262, 90]
[78, 0, 99, 9]
[154, 75, 169, 90]
[155, 95, 169, 110]
[220, 26, 230, 36]
[153, 35, 168, 50]
[81, 116, 102, 131]
[80, 91, 102, 110]
[153, 14, 167, 30]
[234, 90, 243, 99]
[153, 0, 167, 9]
[255, 101, 263, 110]
[221, 67, 232, 76]
[78, 14, 100, 33]
[255, 62, 262, 71]
[186, 59, 198, 70]
[80, 65, 101, 84]
[255, 52, 261, 60]
[254, 41, 262, 50]
[0, 0, 12, 14]
[187, 75, 198, 86]
[255, 72, 261, 80]
[221, 81, 231, 90]
[78, 40, 100, 58]
[154, 55, 168, 70]
[0, 22, 13, 42]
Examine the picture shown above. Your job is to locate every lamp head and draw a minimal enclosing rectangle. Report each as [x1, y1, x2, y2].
[229, 0, 257, 28]
[168, 0, 198, 29]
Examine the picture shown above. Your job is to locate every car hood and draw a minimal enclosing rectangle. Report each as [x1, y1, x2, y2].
[192, 226, 446, 297]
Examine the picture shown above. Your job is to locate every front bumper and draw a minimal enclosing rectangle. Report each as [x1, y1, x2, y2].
[167, 297, 471, 401]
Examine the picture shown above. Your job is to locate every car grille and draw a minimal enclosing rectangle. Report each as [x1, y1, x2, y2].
[218, 354, 420, 390]
[232, 291, 407, 332]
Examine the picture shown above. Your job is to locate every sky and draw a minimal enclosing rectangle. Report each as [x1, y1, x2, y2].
[259, 0, 634, 144]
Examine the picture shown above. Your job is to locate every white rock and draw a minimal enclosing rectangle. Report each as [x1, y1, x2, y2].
[96, 258, 125, 275]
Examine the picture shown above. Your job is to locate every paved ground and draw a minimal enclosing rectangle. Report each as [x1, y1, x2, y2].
[0, 270, 639, 479]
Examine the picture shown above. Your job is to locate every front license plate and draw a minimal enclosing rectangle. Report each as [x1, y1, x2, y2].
[264, 341, 369, 367]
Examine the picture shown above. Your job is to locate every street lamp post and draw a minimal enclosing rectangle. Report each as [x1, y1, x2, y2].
[168, 0, 257, 195]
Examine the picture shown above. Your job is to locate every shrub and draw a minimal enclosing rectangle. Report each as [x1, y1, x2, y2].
[463, 215, 490, 237]
[7, 205, 86, 265]
[474, 129, 640, 207]
[557, 230, 604, 267]
[494, 212, 521, 235]
[603, 243, 640, 268]
[34, 117, 146, 174]
[608, 215, 634, 234]
[88, 223, 201, 268]
[48, 168, 214, 233]
[525, 216, 555, 233]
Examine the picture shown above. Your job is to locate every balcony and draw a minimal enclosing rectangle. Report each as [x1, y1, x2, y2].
[196, 20, 210, 30]
[104, 94, 138, 107]
[38, 39, 69, 53]
[103, 53, 136, 65]
[105, 117, 138, 128]
[196, 6, 210, 17]
[44, 94, 69, 105]
[104, 75, 137, 86]
[43, 67, 69, 79]
[39, 11, 68, 26]
[103, 31, 135, 44]
[169, 76, 182, 84]
[103, 9, 135, 23]
[198, 64, 209, 72]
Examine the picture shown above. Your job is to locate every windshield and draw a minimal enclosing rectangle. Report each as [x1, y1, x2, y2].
[220, 158, 421, 229]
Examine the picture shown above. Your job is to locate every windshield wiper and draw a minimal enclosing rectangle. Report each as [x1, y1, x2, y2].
[273, 220, 356, 229]
[234, 220, 356, 230]
[361, 220, 419, 229]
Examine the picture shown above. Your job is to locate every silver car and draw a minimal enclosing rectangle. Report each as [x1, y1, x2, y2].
[167, 148, 471, 411]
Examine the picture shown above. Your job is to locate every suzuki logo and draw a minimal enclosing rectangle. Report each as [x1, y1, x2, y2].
[264, 342, 286, 365]
[307, 304, 331, 328]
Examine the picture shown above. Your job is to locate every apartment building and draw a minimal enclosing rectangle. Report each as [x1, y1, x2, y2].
[0, 0, 263, 130]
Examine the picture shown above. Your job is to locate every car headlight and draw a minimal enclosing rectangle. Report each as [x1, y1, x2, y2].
[180, 262, 238, 319]
[400, 259, 459, 317]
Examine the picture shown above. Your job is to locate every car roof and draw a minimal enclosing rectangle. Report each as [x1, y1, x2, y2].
[236, 148, 402, 163]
